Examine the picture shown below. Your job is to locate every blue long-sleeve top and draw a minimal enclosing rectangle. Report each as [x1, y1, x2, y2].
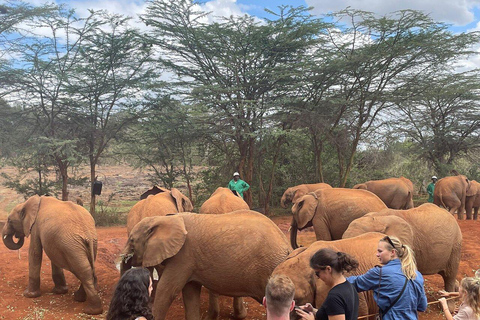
[347, 259, 427, 320]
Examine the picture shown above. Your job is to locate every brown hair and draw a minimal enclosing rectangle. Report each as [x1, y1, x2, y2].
[310, 248, 359, 273]
[265, 275, 295, 317]
[380, 236, 417, 279]
[461, 277, 480, 316]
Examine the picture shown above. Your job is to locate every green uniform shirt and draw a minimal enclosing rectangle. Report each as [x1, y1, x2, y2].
[427, 182, 435, 203]
[228, 179, 250, 199]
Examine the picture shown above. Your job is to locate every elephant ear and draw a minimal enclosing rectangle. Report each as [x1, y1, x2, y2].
[143, 216, 188, 268]
[171, 188, 193, 212]
[21, 195, 41, 238]
[292, 194, 317, 229]
[466, 179, 476, 197]
[291, 187, 308, 204]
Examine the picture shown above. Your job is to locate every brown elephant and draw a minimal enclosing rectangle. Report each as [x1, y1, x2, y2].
[466, 180, 480, 220]
[1, 195, 102, 315]
[272, 233, 382, 318]
[280, 183, 332, 208]
[434, 174, 471, 219]
[120, 210, 291, 320]
[352, 177, 414, 209]
[343, 203, 462, 303]
[199, 187, 249, 214]
[290, 188, 387, 248]
[198, 187, 250, 319]
[126, 187, 193, 234]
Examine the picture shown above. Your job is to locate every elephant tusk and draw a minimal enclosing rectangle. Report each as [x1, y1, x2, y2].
[287, 226, 292, 232]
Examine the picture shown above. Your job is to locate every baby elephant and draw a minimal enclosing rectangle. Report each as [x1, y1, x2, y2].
[2, 195, 102, 315]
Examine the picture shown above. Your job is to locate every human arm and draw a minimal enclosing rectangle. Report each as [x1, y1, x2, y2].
[242, 181, 250, 192]
[439, 290, 460, 298]
[427, 183, 434, 196]
[347, 267, 380, 292]
[439, 298, 454, 320]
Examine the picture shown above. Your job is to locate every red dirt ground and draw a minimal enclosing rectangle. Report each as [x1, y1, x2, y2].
[0, 216, 478, 320]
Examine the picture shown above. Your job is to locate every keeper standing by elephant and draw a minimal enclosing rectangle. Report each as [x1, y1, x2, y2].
[228, 172, 250, 199]
[427, 176, 437, 203]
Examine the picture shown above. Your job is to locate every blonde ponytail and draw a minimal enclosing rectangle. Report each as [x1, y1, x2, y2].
[381, 236, 418, 279]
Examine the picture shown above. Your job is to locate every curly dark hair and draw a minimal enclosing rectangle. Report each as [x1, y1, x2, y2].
[106, 268, 154, 320]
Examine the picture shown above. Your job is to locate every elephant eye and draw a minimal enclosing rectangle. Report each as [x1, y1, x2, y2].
[297, 201, 304, 209]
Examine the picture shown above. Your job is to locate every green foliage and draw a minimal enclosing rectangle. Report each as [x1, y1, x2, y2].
[91, 194, 126, 226]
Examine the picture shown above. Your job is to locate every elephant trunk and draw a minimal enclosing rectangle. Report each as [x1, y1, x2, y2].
[280, 194, 288, 208]
[290, 218, 299, 249]
[119, 254, 133, 276]
[2, 232, 24, 250]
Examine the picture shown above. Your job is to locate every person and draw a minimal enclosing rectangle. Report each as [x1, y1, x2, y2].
[296, 248, 359, 320]
[439, 277, 480, 320]
[347, 236, 427, 320]
[427, 176, 438, 203]
[106, 268, 154, 320]
[263, 274, 296, 320]
[227, 172, 250, 199]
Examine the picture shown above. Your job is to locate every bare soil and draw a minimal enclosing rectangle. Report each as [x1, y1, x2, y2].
[0, 165, 478, 320]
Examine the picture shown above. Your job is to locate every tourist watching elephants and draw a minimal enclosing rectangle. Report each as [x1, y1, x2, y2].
[106, 268, 154, 320]
[296, 248, 359, 320]
[263, 274, 296, 320]
[347, 236, 427, 320]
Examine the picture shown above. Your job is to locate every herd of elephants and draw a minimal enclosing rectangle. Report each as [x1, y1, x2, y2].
[1, 173, 479, 319]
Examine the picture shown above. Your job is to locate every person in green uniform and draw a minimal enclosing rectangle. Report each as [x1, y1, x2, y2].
[427, 175, 437, 203]
[228, 172, 250, 199]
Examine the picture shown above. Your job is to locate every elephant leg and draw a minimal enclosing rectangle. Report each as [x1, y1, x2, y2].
[24, 237, 43, 298]
[206, 291, 220, 320]
[69, 259, 102, 314]
[182, 282, 202, 320]
[51, 264, 68, 294]
[439, 270, 457, 312]
[152, 267, 191, 320]
[474, 207, 479, 220]
[233, 297, 247, 319]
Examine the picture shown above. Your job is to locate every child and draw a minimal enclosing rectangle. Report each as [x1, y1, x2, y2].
[439, 277, 480, 320]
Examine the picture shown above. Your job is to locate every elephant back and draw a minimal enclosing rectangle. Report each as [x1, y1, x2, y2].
[199, 187, 249, 214]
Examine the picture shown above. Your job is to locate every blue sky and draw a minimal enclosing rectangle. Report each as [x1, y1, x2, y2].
[43, 0, 480, 34]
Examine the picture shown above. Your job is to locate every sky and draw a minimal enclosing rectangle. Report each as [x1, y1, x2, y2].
[43, 0, 480, 34]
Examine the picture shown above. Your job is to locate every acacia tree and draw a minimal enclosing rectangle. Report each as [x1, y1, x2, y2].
[141, 0, 326, 205]
[300, 9, 480, 186]
[67, 12, 157, 214]
[392, 71, 480, 176]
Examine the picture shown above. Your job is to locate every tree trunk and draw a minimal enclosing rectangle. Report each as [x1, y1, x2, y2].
[312, 133, 324, 183]
[243, 138, 255, 208]
[57, 159, 69, 201]
[89, 159, 96, 215]
[263, 137, 284, 216]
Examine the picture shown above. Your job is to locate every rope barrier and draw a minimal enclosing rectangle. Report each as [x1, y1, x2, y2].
[356, 296, 458, 320]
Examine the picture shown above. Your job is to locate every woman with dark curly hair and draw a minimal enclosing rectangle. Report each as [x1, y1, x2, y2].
[106, 268, 154, 320]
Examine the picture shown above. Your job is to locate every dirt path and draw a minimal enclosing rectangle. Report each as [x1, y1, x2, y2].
[0, 217, 478, 320]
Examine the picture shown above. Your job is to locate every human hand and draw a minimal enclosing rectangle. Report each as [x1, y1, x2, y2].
[296, 303, 314, 313]
[438, 290, 450, 297]
[295, 306, 315, 320]
[439, 297, 449, 311]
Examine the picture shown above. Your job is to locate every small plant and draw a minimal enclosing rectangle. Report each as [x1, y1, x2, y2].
[91, 193, 126, 226]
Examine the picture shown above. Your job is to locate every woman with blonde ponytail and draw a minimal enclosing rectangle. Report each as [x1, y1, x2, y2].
[347, 236, 427, 320]
[439, 276, 480, 320]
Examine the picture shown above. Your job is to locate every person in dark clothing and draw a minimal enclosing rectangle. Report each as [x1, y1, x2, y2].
[296, 248, 359, 320]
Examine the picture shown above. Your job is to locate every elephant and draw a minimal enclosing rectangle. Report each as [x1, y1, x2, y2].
[290, 188, 387, 248]
[280, 183, 332, 208]
[434, 174, 471, 219]
[272, 232, 383, 319]
[343, 203, 462, 302]
[199, 187, 249, 214]
[198, 187, 250, 318]
[126, 187, 193, 234]
[120, 210, 292, 320]
[1, 195, 102, 315]
[352, 177, 414, 209]
[465, 180, 480, 220]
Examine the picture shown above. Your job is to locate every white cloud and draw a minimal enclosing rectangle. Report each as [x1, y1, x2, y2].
[306, 0, 480, 26]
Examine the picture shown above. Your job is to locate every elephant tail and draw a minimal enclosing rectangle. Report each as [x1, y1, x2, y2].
[290, 218, 299, 249]
[86, 238, 98, 285]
